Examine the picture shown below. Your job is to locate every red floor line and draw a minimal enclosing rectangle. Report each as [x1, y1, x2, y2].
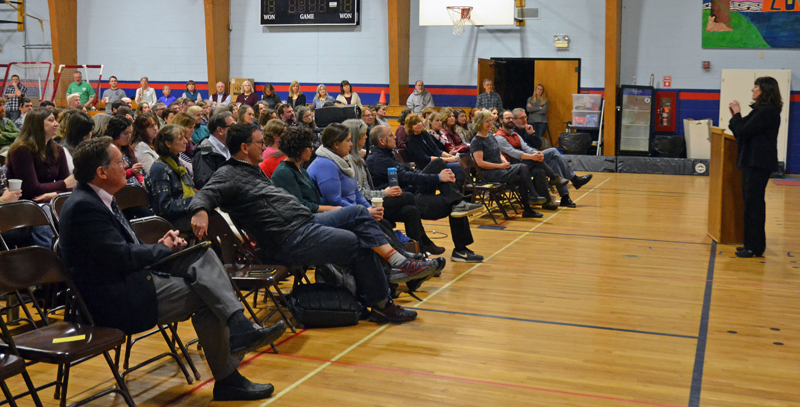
[157, 328, 308, 407]
[274, 353, 683, 407]
[480, 262, 800, 291]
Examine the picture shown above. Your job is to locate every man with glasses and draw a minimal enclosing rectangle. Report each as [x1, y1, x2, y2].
[193, 112, 236, 188]
[191, 124, 439, 324]
[152, 102, 167, 126]
[13, 98, 32, 130]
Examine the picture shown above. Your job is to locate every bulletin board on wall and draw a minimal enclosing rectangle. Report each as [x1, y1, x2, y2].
[703, 0, 800, 49]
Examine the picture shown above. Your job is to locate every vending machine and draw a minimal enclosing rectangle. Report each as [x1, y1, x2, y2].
[617, 85, 655, 155]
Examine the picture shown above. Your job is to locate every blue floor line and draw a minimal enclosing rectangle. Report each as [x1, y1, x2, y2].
[415, 307, 698, 340]
[688, 241, 716, 406]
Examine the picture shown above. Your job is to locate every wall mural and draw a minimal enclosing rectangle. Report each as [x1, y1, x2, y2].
[703, 0, 800, 48]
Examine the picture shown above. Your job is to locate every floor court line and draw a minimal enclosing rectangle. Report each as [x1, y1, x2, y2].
[413, 307, 699, 339]
[157, 329, 309, 407]
[271, 353, 685, 407]
[257, 178, 610, 405]
[422, 220, 712, 246]
[688, 241, 717, 407]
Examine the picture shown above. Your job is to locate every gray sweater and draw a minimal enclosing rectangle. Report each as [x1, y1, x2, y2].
[526, 97, 548, 124]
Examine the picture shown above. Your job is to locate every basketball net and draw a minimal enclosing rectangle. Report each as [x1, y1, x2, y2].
[447, 6, 472, 35]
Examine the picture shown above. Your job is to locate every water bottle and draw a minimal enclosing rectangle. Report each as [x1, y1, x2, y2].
[387, 167, 399, 187]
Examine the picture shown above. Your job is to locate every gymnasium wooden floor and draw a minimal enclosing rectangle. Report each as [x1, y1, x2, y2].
[5, 172, 800, 407]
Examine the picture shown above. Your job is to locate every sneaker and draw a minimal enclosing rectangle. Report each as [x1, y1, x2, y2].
[571, 174, 593, 190]
[394, 230, 412, 243]
[522, 210, 543, 218]
[450, 201, 483, 218]
[451, 248, 484, 263]
[389, 258, 438, 283]
[549, 176, 570, 188]
[369, 300, 417, 323]
[432, 256, 446, 277]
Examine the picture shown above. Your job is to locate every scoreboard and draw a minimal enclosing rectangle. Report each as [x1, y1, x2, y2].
[260, 0, 360, 26]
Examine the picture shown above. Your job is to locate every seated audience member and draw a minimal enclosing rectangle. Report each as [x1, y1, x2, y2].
[60, 136, 286, 401]
[135, 102, 151, 117]
[92, 113, 112, 137]
[257, 110, 275, 127]
[311, 84, 335, 109]
[261, 84, 281, 109]
[421, 107, 437, 126]
[406, 80, 434, 114]
[374, 103, 389, 126]
[227, 102, 240, 118]
[106, 116, 144, 187]
[286, 81, 306, 109]
[367, 125, 484, 262]
[254, 100, 271, 119]
[0, 98, 21, 152]
[182, 80, 202, 102]
[181, 97, 196, 114]
[67, 93, 82, 109]
[210, 81, 232, 107]
[114, 106, 135, 123]
[103, 76, 125, 114]
[468, 107, 479, 125]
[470, 110, 548, 217]
[163, 108, 177, 124]
[342, 119, 447, 255]
[394, 108, 413, 162]
[453, 108, 473, 144]
[296, 106, 316, 132]
[307, 123, 372, 208]
[190, 123, 439, 321]
[6, 108, 76, 202]
[110, 100, 126, 115]
[498, 110, 592, 207]
[40, 100, 56, 110]
[236, 81, 258, 107]
[404, 115, 464, 183]
[277, 103, 296, 125]
[490, 108, 500, 132]
[336, 80, 362, 108]
[270, 126, 340, 213]
[151, 102, 167, 127]
[14, 98, 33, 130]
[259, 119, 288, 177]
[188, 105, 211, 143]
[158, 85, 177, 106]
[193, 112, 235, 189]
[238, 105, 256, 125]
[426, 112, 455, 154]
[511, 107, 542, 151]
[132, 113, 160, 173]
[62, 111, 94, 172]
[55, 109, 79, 143]
[198, 101, 211, 126]
[170, 113, 197, 171]
[135, 77, 157, 107]
[440, 108, 468, 153]
[145, 124, 196, 232]
[359, 106, 376, 158]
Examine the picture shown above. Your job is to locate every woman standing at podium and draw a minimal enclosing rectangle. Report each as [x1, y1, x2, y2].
[728, 76, 782, 258]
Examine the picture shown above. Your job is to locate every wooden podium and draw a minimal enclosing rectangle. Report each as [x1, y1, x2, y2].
[707, 127, 744, 244]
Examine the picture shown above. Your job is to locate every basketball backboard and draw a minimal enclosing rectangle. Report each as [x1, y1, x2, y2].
[419, 0, 516, 26]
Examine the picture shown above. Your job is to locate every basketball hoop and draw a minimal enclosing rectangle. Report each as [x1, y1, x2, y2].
[447, 6, 473, 35]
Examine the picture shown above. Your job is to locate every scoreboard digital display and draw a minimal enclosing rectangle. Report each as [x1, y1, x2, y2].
[260, 0, 360, 26]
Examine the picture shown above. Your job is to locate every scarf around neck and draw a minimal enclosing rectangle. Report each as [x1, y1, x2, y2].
[315, 145, 354, 178]
[159, 155, 196, 198]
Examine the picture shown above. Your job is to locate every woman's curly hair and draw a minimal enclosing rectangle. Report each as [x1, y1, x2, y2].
[278, 126, 316, 161]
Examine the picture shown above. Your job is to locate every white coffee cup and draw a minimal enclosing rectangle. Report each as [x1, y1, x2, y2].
[7, 179, 22, 192]
[371, 197, 383, 207]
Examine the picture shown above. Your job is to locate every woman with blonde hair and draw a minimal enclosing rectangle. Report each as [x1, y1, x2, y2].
[237, 105, 256, 125]
[286, 81, 306, 109]
[311, 84, 335, 109]
[526, 84, 549, 141]
[235, 81, 258, 107]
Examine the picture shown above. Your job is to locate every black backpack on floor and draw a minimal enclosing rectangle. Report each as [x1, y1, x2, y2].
[288, 282, 364, 328]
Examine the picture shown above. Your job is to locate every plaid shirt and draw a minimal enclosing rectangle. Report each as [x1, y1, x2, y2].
[475, 91, 503, 111]
[4, 84, 27, 111]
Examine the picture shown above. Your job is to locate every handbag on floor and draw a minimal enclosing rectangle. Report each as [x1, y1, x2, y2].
[288, 282, 364, 328]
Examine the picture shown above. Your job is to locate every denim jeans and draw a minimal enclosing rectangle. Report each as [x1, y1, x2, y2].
[279, 206, 390, 306]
